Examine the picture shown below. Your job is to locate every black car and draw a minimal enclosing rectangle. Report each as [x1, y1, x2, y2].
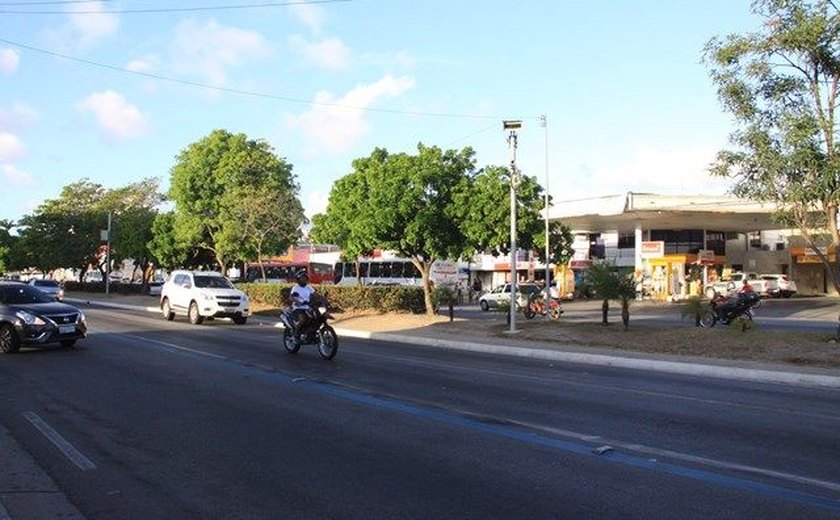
[0, 281, 87, 353]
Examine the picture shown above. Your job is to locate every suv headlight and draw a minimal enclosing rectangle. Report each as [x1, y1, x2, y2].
[15, 310, 46, 326]
[199, 291, 214, 302]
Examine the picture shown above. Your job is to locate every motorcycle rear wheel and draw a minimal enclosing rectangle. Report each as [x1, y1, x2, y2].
[318, 326, 338, 360]
[699, 310, 717, 328]
[283, 328, 301, 354]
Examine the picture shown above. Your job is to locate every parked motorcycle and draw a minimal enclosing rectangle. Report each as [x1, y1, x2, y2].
[523, 293, 564, 321]
[699, 290, 760, 328]
[279, 301, 339, 360]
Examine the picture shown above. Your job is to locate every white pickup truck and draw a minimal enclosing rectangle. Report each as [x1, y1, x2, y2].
[704, 272, 778, 298]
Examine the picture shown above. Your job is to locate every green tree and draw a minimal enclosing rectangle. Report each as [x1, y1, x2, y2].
[0, 220, 16, 274]
[705, 0, 840, 293]
[167, 129, 304, 273]
[457, 165, 546, 256]
[148, 211, 190, 270]
[534, 221, 576, 266]
[223, 184, 303, 280]
[585, 261, 618, 325]
[312, 144, 476, 315]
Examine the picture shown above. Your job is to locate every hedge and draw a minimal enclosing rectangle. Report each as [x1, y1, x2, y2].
[239, 283, 427, 314]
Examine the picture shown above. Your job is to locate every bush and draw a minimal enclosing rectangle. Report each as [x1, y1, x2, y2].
[238, 283, 426, 314]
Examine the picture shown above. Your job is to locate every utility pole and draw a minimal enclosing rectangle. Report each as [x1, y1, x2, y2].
[541, 114, 551, 300]
[105, 211, 112, 295]
[504, 120, 522, 333]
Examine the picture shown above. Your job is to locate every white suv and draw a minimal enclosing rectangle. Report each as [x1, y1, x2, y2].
[160, 270, 250, 325]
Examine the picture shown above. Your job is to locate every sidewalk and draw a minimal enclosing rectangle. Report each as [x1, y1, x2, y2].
[65, 292, 840, 389]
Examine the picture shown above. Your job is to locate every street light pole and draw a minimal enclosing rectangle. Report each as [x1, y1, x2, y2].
[504, 120, 522, 333]
[541, 114, 551, 299]
[105, 211, 112, 295]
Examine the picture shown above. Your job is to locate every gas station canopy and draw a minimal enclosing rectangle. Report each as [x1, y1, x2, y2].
[548, 192, 780, 234]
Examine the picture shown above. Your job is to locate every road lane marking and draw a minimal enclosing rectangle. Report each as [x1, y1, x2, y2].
[22, 412, 96, 471]
[90, 327, 840, 510]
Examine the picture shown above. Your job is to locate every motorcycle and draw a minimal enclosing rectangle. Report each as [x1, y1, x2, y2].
[278, 300, 339, 360]
[699, 289, 760, 328]
[522, 292, 564, 321]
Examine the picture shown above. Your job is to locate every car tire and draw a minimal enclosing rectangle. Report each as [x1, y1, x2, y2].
[161, 298, 175, 321]
[0, 324, 20, 354]
[479, 300, 489, 311]
[188, 301, 204, 325]
[233, 316, 247, 325]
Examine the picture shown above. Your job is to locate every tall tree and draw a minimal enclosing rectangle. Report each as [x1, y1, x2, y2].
[0, 220, 16, 274]
[705, 0, 840, 292]
[457, 165, 546, 257]
[312, 144, 476, 314]
[167, 129, 304, 273]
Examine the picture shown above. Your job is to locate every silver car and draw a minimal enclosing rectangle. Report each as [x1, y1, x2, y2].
[478, 283, 540, 311]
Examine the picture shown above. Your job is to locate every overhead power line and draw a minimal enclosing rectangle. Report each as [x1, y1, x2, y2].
[0, 36, 527, 122]
[0, 0, 357, 15]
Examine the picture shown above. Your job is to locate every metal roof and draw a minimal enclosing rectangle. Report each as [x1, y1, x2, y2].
[547, 192, 780, 233]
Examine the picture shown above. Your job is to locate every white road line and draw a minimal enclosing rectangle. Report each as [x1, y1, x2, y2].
[22, 412, 97, 471]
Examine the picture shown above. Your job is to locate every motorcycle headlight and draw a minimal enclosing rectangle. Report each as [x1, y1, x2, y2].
[15, 310, 46, 326]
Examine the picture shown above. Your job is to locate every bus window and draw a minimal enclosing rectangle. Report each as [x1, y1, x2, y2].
[368, 262, 382, 278]
[359, 261, 369, 278]
[405, 261, 420, 279]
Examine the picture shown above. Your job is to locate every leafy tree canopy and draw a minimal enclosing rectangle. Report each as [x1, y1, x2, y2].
[705, 0, 840, 290]
[167, 129, 304, 272]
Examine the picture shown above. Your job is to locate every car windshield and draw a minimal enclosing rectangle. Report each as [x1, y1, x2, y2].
[194, 275, 234, 289]
[0, 284, 57, 304]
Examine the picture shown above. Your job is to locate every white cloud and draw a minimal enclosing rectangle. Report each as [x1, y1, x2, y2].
[67, 0, 119, 48]
[126, 57, 155, 73]
[290, 3, 325, 33]
[76, 90, 150, 141]
[576, 145, 731, 198]
[1, 164, 36, 187]
[0, 48, 19, 75]
[289, 35, 351, 71]
[0, 103, 39, 131]
[170, 19, 272, 86]
[289, 74, 415, 154]
[360, 50, 416, 70]
[0, 133, 26, 161]
[305, 191, 329, 219]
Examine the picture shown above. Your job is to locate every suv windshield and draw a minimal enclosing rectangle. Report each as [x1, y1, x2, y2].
[0, 284, 57, 304]
[194, 275, 234, 289]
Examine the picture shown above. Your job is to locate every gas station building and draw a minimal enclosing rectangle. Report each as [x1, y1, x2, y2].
[543, 192, 832, 298]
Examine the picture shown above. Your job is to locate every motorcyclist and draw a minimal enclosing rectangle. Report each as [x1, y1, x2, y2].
[289, 271, 321, 340]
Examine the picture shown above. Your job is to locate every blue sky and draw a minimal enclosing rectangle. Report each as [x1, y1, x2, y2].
[0, 0, 759, 225]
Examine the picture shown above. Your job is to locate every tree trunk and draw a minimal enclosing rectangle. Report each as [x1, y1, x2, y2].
[621, 300, 629, 330]
[601, 299, 609, 325]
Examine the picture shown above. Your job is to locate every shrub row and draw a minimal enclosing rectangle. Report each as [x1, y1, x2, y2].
[64, 281, 147, 295]
[239, 283, 427, 314]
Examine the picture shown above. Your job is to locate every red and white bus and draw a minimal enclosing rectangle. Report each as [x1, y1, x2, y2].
[333, 258, 460, 287]
[245, 260, 333, 284]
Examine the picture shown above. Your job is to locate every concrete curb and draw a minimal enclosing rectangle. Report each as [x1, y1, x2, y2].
[334, 329, 840, 389]
[68, 298, 840, 390]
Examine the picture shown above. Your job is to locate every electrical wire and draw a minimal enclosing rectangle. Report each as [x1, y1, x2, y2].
[0, 0, 358, 15]
[0, 36, 528, 121]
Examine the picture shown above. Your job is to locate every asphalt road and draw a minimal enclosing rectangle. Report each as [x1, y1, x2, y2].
[1, 305, 839, 519]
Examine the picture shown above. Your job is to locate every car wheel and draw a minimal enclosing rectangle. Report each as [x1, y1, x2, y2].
[479, 300, 489, 311]
[60, 339, 77, 349]
[188, 301, 204, 325]
[161, 298, 175, 321]
[233, 316, 247, 325]
[0, 324, 20, 354]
